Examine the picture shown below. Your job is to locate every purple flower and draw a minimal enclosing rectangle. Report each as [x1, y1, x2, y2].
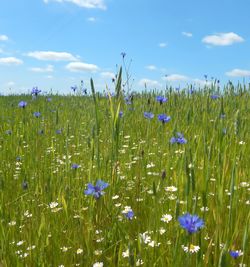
[170, 132, 187, 144]
[178, 213, 204, 234]
[211, 94, 220, 99]
[119, 111, 123, 118]
[156, 96, 168, 104]
[122, 207, 134, 220]
[33, 112, 41, 118]
[84, 179, 109, 199]
[31, 87, 41, 96]
[144, 112, 154, 119]
[47, 97, 52, 102]
[229, 250, 243, 259]
[71, 163, 80, 169]
[158, 114, 171, 123]
[56, 129, 62, 134]
[18, 101, 27, 108]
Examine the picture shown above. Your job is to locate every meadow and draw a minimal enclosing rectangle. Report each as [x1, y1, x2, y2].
[0, 71, 249, 266]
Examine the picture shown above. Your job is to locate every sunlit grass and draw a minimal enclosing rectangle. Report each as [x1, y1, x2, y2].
[0, 80, 249, 266]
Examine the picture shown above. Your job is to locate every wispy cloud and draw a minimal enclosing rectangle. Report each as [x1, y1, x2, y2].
[158, 42, 167, 48]
[66, 61, 99, 72]
[145, 65, 157, 71]
[163, 74, 189, 82]
[202, 32, 244, 46]
[44, 0, 106, 10]
[0, 57, 23, 65]
[182, 31, 193, 37]
[100, 71, 115, 78]
[225, 68, 250, 77]
[29, 64, 54, 73]
[27, 51, 77, 61]
[0, 35, 8, 41]
[138, 78, 161, 88]
[87, 17, 97, 22]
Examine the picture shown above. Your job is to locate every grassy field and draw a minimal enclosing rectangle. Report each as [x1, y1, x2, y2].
[0, 74, 249, 266]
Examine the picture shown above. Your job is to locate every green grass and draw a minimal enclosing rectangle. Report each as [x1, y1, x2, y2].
[0, 81, 249, 267]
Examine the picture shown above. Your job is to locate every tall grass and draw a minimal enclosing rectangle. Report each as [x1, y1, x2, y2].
[0, 79, 249, 267]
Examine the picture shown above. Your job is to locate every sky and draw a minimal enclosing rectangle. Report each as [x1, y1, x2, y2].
[0, 0, 250, 94]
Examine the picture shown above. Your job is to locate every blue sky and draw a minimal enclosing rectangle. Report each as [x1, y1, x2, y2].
[0, 0, 250, 94]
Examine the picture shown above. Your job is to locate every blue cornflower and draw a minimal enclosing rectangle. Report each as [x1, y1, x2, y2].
[121, 52, 126, 58]
[47, 97, 52, 102]
[211, 94, 220, 99]
[170, 132, 187, 144]
[71, 163, 80, 169]
[156, 96, 168, 104]
[18, 101, 27, 108]
[22, 181, 28, 190]
[122, 206, 134, 220]
[119, 111, 123, 118]
[144, 112, 154, 119]
[178, 213, 204, 234]
[56, 129, 62, 134]
[158, 114, 171, 123]
[33, 112, 41, 118]
[229, 250, 243, 259]
[31, 87, 41, 96]
[84, 179, 109, 199]
[6, 130, 12, 135]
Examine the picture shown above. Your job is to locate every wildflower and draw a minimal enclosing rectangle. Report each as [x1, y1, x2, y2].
[165, 186, 178, 192]
[170, 133, 187, 144]
[6, 130, 12, 135]
[93, 262, 103, 267]
[49, 202, 59, 209]
[122, 206, 134, 220]
[119, 111, 123, 118]
[122, 249, 129, 258]
[136, 259, 144, 266]
[211, 94, 220, 99]
[178, 213, 204, 234]
[56, 129, 62, 134]
[76, 248, 83, 254]
[144, 112, 154, 119]
[84, 179, 109, 199]
[71, 163, 80, 169]
[158, 114, 171, 123]
[182, 244, 200, 253]
[121, 52, 126, 58]
[156, 96, 168, 104]
[31, 87, 41, 96]
[229, 250, 243, 259]
[160, 214, 172, 223]
[33, 112, 41, 118]
[47, 97, 52, 102]
[18, 101, 27, 108]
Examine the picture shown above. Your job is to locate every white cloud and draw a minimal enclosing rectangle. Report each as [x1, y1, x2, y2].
[225, 68, 250, 77]
[6, 81, 15, 87]
[158, 42, 167, 48]
[0, 57, 23, 65]
[100, 71, 115, 78]
[192, 78, 211, 86]
[0, 35, 8, 41]
[44, 0, 106, 9]
[145, 65, 157, 71]
[163, 74, 189, 82]
[202, 32, 244, 46]
[66, 61, 99, 72]
[29, 64, 54, 73]
[182, 31, 193, 37]
[138, 78, 161, 88]
[27, 51, 77, 61]
[87, 17, 97, 22]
